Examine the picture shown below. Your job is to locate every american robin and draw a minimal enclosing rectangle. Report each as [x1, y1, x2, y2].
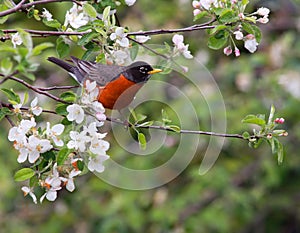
[48, 56, 162, 109]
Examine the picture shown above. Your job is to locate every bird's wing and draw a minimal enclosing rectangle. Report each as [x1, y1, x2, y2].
[71, 57, 125, 86]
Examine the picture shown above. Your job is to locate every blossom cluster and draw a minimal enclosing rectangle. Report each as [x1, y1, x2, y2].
[66, 80, 110, 174]
[192, 1, 270, 57]
[7, 80, 110, 204]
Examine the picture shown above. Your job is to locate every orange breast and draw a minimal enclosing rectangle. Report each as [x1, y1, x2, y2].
[98, 74, 143, 109]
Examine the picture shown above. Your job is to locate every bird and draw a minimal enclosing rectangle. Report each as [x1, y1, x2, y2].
[48, 56, 162, 110]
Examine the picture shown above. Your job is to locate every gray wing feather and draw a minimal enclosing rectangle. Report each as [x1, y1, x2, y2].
[71, 57, 125, 86]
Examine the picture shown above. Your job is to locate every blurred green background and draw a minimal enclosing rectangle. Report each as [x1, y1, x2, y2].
[1, 0, 300, 232]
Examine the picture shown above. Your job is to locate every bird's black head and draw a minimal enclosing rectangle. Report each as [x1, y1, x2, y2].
[124, 61, 162, 83]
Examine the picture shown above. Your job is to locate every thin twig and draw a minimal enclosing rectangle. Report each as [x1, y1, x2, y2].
[38, 85, 79, 91]
[4, 75, 70, 104]
[128, 37, 170, 60]
[127, 25, 215, 36]
[106, 117, 245, 140]
[2, 29, 87, 37]
[0, 0, 26, 17]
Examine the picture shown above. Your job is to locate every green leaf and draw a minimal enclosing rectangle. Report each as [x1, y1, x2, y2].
[241, 22, 262, 43]
[267, 104, 275, 124]
[29, 175, 39, 187]
[77, 25, 93, 32]
[138, 132, 147, 150]
[43, 19, 61, 29]
[209, 25, 228, 35]
[14, 168, 35, 182]
[161, 109, 172, 124]
[61, 117, 72, 125]
[271, 137, 284, 164]
[32, 42, 54, 56]
[0, 107, 12, 121]
[0, 88, 20, 103]
[0, 57, 13, 75]
[56, 37, 70, 58]
[78, 32, 98, 46]
[60, 91, 77, 102]
[242, 114, 266, 126]
[242, 0, 249, 5]
[137, 121, 154, 127]
[136, 113, 147, 123]
[242, 131, 250, 139]
[0, 5, 8, 24]
[55, 103, 69, 116]
[42, 151, 56, 161]
[193, 11, 209, 21]
[207, 30, 229, 50]
[77, 160, 84, 171]
[23, 91, 29, 105]
[102, 6, 111, 20]
[83, 3, 97, 18]
[251, 24, 262, 43]
[168, 125, 181, 133]
[130, 45, 139, 61]
[218, 8, 237, 23]
[57, 148, 70, 165]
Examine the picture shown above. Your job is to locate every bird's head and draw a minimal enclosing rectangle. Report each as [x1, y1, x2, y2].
[124, 61, 162, 83]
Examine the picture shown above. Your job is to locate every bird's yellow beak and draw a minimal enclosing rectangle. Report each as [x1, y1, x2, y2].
[148, 69, 162, 75]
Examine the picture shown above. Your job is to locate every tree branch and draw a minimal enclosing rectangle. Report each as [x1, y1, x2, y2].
[127, 24, 215, 36]
[0, 74, 71, 104]
[0, 0, 27, 17]
[106, 117, 246, 140]
[1, 29, 87, 37]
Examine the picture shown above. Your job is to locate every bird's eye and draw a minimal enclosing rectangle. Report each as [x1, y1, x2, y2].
[139, 67, 146, 73]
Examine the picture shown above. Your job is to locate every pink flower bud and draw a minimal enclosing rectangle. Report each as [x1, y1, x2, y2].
[257, 17, 269, 24]
[192, 0, 201, 8]
[193, 9, 201, 16]
[234, 47, 240, 57]
[267, 133, 272, 139]
[274, 118, 285, 124]
[238, 13, 245, 19]
[223, 46, 232, 56]
[96, 112, 106, 121]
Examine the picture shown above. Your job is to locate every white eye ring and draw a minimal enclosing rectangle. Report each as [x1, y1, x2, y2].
[139, 67, 146, 73]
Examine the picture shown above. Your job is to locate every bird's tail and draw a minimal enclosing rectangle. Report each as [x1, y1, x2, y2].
[47, 57, 83, 83]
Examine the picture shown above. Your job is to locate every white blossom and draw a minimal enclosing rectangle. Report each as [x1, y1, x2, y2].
[257, 7, 270, 17]
[67, 131, 90, 152]
[21, 135, 53, 163]
[172, 34, 193, 59]
[192, 1, 201, 8]
[66, 104, 85, 124]
[30, 97, 43, 116]
[87, 154, 110, 173]
[61, 169, 81, 192]
[8, 118, 36, 142]
[64, 4, 89, 29]
[89, 137, 110, 155]
[200, 0, 218, 10]
[46, 122, 65, 146]
[257, 17, 269, 24]
[21, 186, 37, 204]
[42, 8, 53, 21]
[233, 31, 244, 40]
[125, 0, 136, 6]
[112, 49, 130, 65]
[244, 34, 259, 53]
[135, 35, 151, 43]
[11, 32, 23, 48]
[40, 164, 62, 202]
[110, 27, 130, 48]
